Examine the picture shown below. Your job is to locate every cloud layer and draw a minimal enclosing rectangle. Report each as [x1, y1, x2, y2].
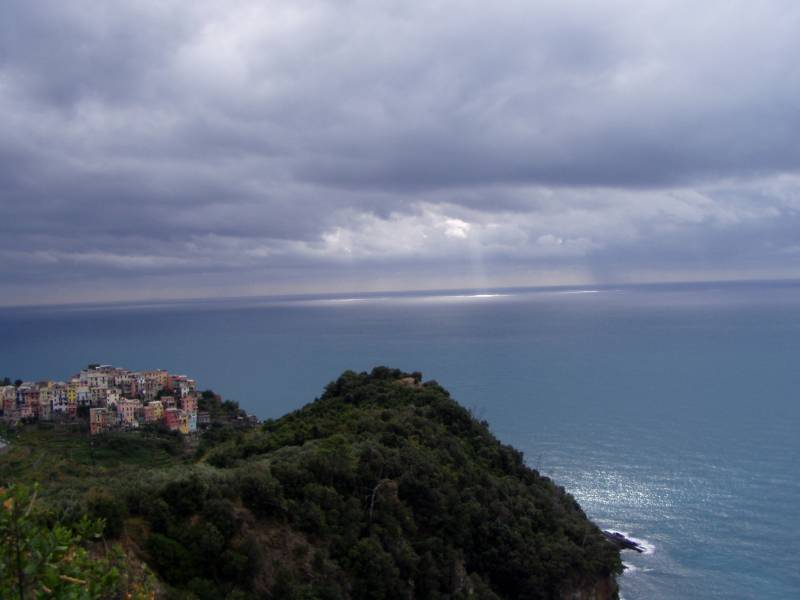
[2, 0, 800, 304]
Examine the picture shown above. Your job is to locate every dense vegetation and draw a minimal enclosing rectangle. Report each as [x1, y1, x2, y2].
[0, 484, 156, 598]
[1, 368, 621, 599]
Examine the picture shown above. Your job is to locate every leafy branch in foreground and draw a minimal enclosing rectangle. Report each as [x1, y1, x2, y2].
[0, 484, 155, 599]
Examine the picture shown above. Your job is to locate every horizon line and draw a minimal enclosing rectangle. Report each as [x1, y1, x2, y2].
[3, 276, 800, 311]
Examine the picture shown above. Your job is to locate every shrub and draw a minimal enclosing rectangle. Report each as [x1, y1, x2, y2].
[1, 484, 151, 598]
[202, 497, 239, 540]
[237, 468, 286, 518]
[86, 487, 126, 539]
[146, 533, 194, 584]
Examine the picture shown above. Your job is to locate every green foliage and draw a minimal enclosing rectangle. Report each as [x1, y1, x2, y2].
[347, 537, 404, 599]
[146, 532, 194, 584]
[85, 487, 126, 539]
[238, 467, 286, 518]
[0, 426, 184, 497]
[162, 473, 210, 514]
[198, 391, 247, 421]
[0, 484, 153, 599]
[2, 368, 622, 599]
[150, 367, 619, 598]
[201, 497, 239, 540]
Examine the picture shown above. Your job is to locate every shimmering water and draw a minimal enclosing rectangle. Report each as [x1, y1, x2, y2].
[1, 281, 798, 598]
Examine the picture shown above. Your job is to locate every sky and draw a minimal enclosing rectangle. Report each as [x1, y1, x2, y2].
[2, 0, 800, 305]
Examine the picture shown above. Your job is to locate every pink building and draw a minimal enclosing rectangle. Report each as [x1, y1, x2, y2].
[164, 408, 181, 431]
[117, 399, 139, 427]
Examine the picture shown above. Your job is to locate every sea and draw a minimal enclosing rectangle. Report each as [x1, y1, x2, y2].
[1, 280, 798, 599]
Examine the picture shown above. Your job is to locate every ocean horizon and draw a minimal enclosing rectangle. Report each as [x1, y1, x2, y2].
[2, 279, 799, 599]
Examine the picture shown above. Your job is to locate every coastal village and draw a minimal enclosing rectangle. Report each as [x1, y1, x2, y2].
[0, 364, 224, 435]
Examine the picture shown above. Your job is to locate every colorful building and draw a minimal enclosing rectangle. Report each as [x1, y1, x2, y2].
[164, 408, 181, 431]
[180, 396, 197, 413]
[89, 408, 110, 435]
[10, 364, 215, 435]
[117, 399, 139, 427]
[143, 400, 164, 423]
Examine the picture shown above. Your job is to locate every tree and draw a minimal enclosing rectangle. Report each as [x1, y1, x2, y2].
[238, 469, 286, 518]
[347, 537, 404, 599]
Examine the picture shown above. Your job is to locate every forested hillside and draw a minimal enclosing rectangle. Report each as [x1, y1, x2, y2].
[1, 368, 621, 599]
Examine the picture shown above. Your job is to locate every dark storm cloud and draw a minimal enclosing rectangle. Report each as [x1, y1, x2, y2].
[2, 0, 800, 304]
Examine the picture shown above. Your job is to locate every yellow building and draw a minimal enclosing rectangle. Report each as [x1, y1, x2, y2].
[143, 400, 164, 423]
[179, 411, 190, 435]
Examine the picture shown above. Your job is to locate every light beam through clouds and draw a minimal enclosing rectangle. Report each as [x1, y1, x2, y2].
[2, 0, 800, 304]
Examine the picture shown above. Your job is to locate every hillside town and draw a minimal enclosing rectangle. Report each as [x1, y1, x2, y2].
[1, 364, 212, 435]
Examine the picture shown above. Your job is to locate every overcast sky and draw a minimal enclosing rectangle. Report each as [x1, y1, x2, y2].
[2, 0, 800, 305]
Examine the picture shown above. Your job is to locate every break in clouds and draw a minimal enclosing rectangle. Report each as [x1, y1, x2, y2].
[2, 0, 800, 303]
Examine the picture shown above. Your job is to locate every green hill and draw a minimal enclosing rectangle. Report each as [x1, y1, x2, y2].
[1, 368, 622, 599]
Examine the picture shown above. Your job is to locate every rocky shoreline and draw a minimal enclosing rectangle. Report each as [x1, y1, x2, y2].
[603, 530, 646, 553]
